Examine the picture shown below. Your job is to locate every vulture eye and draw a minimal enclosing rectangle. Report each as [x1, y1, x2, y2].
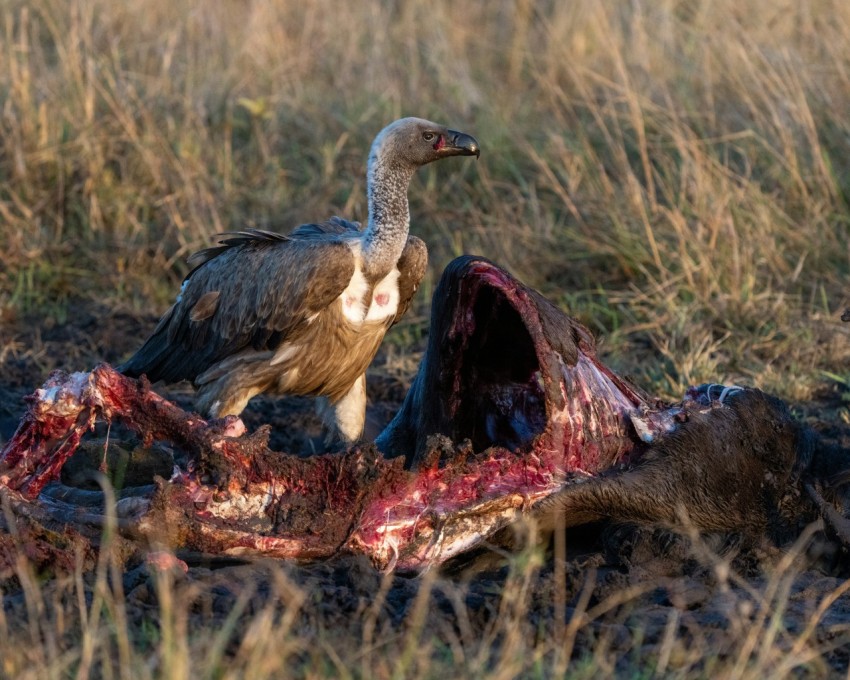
[422, 132, 435, 142]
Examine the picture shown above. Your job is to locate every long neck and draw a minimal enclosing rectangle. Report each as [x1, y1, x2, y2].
[362, 153, 416, 280]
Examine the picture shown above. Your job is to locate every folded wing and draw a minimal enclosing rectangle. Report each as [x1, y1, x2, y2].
[121, 219, 359, 385]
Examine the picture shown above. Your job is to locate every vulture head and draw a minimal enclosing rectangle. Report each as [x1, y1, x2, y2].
[369, 117, 480, 171]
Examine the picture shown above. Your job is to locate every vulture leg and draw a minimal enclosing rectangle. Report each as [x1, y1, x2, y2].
[318, 374, 367, 445]
[195, 354, 273, 418]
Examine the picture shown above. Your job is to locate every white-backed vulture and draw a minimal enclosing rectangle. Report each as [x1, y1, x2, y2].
[121, 117, 480, 442]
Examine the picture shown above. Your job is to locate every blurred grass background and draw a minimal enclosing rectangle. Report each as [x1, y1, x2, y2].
[1, 0, 850, 399]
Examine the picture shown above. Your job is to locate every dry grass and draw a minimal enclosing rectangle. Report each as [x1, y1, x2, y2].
[0, 516, 848, 680]
[2, 0, 850, 397]
[3, 0, 850, 676]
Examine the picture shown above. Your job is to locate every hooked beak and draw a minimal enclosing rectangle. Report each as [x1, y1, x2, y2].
[445, 129, 480, 158]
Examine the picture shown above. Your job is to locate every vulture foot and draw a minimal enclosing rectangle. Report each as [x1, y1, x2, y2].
[689, 382, 746, 406]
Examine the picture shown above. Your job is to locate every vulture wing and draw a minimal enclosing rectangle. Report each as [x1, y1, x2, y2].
[393, 235, 428, 325]
[121, 218, 359, 384]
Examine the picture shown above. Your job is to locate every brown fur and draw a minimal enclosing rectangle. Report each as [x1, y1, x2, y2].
[531, 389, 816, 544]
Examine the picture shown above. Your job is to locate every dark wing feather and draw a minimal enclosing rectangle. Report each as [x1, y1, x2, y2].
[186, 229, 290, 271]
[290, 216, 361, 239]
[183, 219, 360, 271]
[121, 220, 359, 384]
[393, 236, 428, 325]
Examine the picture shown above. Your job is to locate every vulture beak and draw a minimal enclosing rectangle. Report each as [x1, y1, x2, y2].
[445, 129, 481, 158]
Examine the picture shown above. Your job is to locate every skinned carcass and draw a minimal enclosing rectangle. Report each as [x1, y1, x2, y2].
[1, 256, 848, 572]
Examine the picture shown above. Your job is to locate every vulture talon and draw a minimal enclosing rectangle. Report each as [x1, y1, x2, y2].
[717, 385, 744, 405]
[687, 383, 744, 408]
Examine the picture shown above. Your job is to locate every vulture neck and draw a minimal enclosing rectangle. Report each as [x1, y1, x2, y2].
[362, 154, 416, 281]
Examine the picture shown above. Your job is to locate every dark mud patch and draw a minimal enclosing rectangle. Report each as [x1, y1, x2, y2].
[1, 299, 850, 673]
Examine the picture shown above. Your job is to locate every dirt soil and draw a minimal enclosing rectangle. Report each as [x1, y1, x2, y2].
[1, 302, 850, 674]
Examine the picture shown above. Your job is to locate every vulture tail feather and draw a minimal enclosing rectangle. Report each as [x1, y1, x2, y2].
[119, 327, 205, 385]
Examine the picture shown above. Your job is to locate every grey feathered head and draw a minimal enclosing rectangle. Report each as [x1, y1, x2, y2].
[369, 117, 479, 170]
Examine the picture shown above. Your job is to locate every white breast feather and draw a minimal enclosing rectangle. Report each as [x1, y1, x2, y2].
[340, 265, 370, 323]
[339, 241, 401, 324]
[365, 268, 401, 322]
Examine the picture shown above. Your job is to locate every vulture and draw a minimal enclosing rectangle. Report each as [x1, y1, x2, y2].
[121, 117, 480, 443]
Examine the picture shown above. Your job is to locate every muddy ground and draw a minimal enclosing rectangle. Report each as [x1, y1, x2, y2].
[1, 303, 849, 675]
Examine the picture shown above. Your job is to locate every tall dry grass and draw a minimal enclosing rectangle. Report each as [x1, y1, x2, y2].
[0, 514, 848, 679]
[2, 0, 850, 396]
